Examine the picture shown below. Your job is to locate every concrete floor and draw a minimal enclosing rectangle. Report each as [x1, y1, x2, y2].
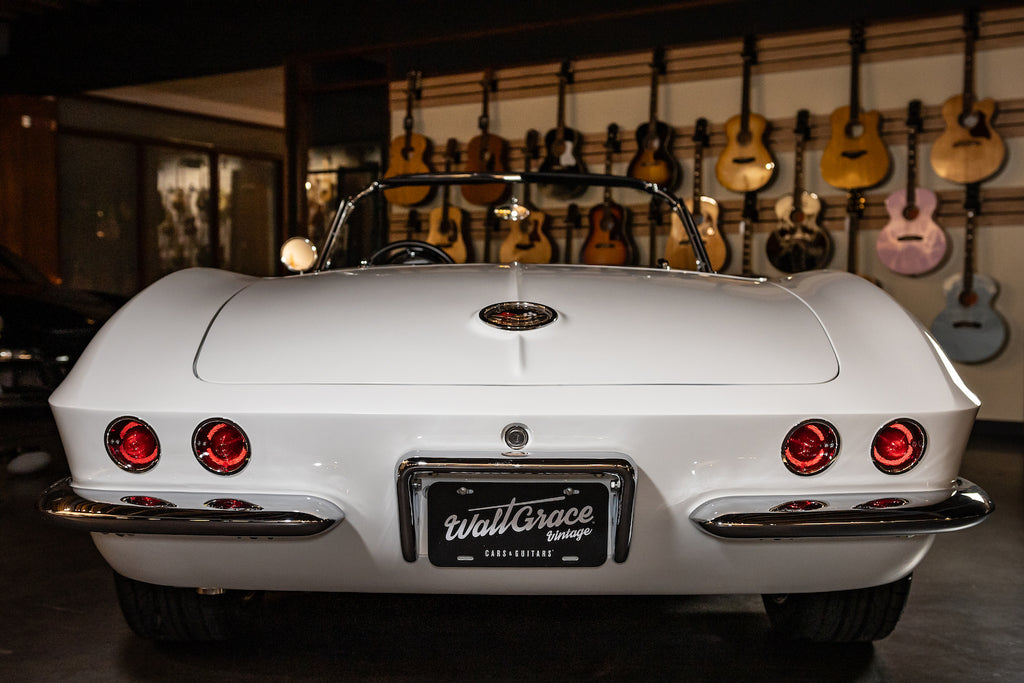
[1, 406, 1020, 682]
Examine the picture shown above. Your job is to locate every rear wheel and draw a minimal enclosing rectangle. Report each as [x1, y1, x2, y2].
[762, 574, 912, 642]
[113, 572, 262, 641]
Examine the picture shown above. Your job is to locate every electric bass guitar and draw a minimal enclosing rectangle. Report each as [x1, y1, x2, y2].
[667, 118, 727, 270]
[820, 23, 890, 190]
[462, 68, 510, 206]
[383, 71, 434, 206]
[539, 60, 587, 199]
[582, 124, 632, 265]
[426, 139, 469, 263]
[930, 9, 1006, 184]
[716, 36, 776, 193]
[499, 131, 553, 264]
[627, 47, 678, 189]
[930, 184, 1006, 363]
[877, 100, 947, 275]
[767, 109, 832, 273]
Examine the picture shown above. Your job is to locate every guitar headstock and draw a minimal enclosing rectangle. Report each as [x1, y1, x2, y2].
[849, 22, 866, 55]
[795, 109, 811, 140]
[481, 67, 497, 92]
[605, 123, 621, 153]
[906, 99, 923, 132]
[692, 117, 709, 148]
[741, 35, 758, 65]
[406, 71, 423, 100]
[963, 8, 979, 41]
[567, 202, 581, 227]
[846, 189, 866, 217]
[651, 46, 667, 75]
[558, 60, 574, 85]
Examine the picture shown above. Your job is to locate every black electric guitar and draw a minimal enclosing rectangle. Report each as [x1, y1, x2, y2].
[627, 47, 678, 189]
[539, 60, 588, 199]
[767, 110, 832, 273]
[582, 124, 631, 265]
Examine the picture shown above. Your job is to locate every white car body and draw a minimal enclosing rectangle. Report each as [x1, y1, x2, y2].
[40, 173, 992, 641]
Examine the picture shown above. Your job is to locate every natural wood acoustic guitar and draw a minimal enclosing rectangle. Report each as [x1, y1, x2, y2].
[383, 71, 434, 206]
[499, 131, 553, 264]
[820, 23, 890, 191]
[582, 124, 632, 266]
[461, 68, 510, 206]
[930, 9, 1006, 184]
[426, 139, 469, 263]
[627, 47, 678, 190]
[667, 118, 727, 271]
[715, 36, 776, 193]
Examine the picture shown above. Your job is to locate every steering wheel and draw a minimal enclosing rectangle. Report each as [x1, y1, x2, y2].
[367, 240, 455, 266]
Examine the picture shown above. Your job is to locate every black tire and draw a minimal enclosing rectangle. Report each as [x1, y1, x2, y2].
[113, 572, 262, 641]
[762, 574, 912, 642]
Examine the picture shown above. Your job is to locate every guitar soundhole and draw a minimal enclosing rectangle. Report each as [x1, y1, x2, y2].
[844, 121, 865, 139]
[737, 130, 752, 146]
[789, 210, 805, 224]
[401, 146, 416, 160]
[959, 291, 978, 307]
[902, 206, 920, 220]
[958, 110, 991, 139]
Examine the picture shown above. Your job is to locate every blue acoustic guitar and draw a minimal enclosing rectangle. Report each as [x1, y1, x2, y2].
[931, 184, 1007, 363]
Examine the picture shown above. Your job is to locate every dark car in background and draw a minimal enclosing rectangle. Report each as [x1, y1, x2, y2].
[0, 245, 122, 407]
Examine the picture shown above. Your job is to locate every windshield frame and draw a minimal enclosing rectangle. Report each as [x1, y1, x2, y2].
[315, 172, 713, 273]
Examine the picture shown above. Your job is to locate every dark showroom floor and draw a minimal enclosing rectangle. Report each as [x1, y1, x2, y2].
[1, 407, 1021, 682]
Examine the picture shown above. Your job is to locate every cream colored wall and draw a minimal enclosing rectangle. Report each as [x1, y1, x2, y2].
[391, 46, 1024, 423]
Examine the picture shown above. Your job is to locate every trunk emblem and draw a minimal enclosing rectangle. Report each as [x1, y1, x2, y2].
[480, 302, 558, 330]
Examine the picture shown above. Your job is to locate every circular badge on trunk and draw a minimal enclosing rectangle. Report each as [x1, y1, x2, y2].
[479, 301, 558, 331]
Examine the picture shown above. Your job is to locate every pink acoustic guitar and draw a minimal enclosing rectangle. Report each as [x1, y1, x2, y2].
[876, 100, 947, 275]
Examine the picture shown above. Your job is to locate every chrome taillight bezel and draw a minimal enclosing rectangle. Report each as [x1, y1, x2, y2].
[104, 416, 160, 473]
[872, 418, 927, 474]
[781, 419, 840, 476]
[192, 418, 251, 475]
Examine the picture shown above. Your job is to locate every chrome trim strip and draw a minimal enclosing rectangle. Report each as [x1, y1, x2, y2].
[37, 478, 343, 537]
[690, 478, 993, 539]
[396, 457, 637, 564]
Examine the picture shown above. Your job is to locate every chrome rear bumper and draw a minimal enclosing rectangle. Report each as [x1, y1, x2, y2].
[690, 478, 993, 539]
[38, 478, 343, 537]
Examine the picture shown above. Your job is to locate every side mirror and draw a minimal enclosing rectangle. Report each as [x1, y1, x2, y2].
[280, 237, 318, 273]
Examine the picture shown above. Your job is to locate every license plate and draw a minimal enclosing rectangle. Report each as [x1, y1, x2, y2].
[426, 481, 609, 567]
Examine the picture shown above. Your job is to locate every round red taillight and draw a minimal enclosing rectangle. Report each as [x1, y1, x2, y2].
[193, 418, 250, 475]
[782, 419, 839, 475]
[105, 417, 160, 472]
[872, 419, 926, 474]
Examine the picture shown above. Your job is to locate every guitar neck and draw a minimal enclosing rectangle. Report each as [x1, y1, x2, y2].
[792, 138, 805, 207]
[647, 67, 659, 127]
[555, 78, 567, 140]
[692, 147, 704, 215]
[739, 59, 752, 136]
[846, 190, 865, 273]
[906, 128, 918, 207]
[741, 191, 757, 276]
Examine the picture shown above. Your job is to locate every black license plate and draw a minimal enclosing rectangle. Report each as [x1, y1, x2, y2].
[427, 481, 609, 567]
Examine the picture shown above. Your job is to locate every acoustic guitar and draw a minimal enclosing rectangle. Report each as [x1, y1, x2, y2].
[582, 124, 632, 266]
[426, 139, 469, 263]
[930, 184, 1007, 363]
[716, 36, 776, 193]
[627, 47, 678, 189]
[767, 110, 832, 273]
[930, 10, 1006, 184]
[820, 23, 890, 191]
[462, 68, 510, 206]
[383, 71, 434, 206]
[499, 131, 553, 264]
[667, 118, 728, 271]
[877, 100, 947, 276]
[539, 60, 588, 199]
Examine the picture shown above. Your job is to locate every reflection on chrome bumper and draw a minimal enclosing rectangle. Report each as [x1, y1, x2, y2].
[38, 478, 343, 537]
[691, 478, 993, 539]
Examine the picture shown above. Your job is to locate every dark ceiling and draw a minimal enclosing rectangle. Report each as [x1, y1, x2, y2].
[0, 0, 1011, 95]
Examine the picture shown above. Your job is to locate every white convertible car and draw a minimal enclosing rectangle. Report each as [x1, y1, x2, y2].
[40, 173, 992, 642]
